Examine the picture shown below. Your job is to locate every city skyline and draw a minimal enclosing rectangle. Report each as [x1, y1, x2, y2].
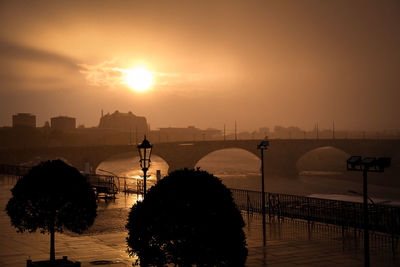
[1, 1, 399, 132]
[5, 110, 400, 137]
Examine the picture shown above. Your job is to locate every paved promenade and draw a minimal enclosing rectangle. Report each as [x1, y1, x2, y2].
[1, 177, 399, 266]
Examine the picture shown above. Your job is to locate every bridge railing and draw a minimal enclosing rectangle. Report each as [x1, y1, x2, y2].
[230, 188, 400, 236]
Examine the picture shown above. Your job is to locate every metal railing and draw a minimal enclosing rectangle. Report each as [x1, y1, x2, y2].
[230, 188, 400, 236]
[0, 164, 30, 177]
[0, 164, 158, 196]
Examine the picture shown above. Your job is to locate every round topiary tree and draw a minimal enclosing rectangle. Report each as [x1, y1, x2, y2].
[126, 169, 247, 266]
[6, 160, 97, 263]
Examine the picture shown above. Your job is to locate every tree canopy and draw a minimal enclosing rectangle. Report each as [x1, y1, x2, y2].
[126, 169, 247, 266]
[6, 160, 97, 261]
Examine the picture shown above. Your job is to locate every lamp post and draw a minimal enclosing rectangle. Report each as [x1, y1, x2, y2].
[137, 136, 153, 198]
[258, 138, 269, 246]
[346, 156, 391, 267]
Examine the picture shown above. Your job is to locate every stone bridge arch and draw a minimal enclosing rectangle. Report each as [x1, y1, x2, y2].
[194, 147, 260, 168]
[295, 146, 351, 174]
[152, 140, 261, 173]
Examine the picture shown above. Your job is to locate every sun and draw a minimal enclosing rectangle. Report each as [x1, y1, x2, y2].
[124, 67, 153, 92]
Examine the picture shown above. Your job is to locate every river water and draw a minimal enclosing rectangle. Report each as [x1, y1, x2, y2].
[97, 148, 400, 204]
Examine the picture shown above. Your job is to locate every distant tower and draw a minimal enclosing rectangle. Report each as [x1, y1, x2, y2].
[332, 121, 335, 140]
[316, 123, 319, 140]
[223, 124, 226, 141]
[12, 113, 36, 128]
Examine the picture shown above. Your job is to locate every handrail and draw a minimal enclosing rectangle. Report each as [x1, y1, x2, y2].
[230, 188, 400, 236]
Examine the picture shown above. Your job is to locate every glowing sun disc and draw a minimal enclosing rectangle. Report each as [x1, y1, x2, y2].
[125, 67, 153, 91]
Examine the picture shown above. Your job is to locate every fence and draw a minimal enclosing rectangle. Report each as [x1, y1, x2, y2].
[0, 164, 30, 177]
[0, 164, 156, 197]
[231, 188, 400, 237]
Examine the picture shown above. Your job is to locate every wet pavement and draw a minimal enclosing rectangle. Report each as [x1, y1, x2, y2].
[1, 176, 399, 266]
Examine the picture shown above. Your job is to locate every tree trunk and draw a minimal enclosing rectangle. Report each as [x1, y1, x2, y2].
[50, 226, 55, 263]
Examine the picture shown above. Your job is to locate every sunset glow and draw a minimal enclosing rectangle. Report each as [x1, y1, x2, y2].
[124, 67, 153, 92]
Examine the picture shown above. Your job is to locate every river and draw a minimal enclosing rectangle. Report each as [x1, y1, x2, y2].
[97, 148, 400, 205]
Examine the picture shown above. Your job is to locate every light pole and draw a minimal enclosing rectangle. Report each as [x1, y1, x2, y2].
[258, 138, 269, 246]
[137, 136, 153, 198]
[346, 156, 391, 267]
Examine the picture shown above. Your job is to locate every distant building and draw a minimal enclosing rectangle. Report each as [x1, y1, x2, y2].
[51, 116, 76, 131]
[158, 126, 201, 142]
[156, 126, 222, 142]
[99, 110, 148, 133]
[12, 113, 36, 128]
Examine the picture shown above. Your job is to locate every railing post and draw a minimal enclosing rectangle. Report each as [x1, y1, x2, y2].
[307, 197, 310, 224]
[392, 207, 396, 257]
[246, 191, 250, 215]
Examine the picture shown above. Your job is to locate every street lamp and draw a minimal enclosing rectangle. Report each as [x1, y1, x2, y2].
[137, 136, 153, 197]
[258, 137, 269, 246]
[346, 156, 391, 267]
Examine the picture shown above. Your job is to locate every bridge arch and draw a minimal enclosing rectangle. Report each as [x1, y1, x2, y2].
[94, 151, 169, 178]
[152, 141, 261, 172]
[296, 146, 350, 175]
[195, 148, 260, 174]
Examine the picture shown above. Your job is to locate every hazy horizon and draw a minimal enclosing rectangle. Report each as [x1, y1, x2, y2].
[1, 0, 399, 132]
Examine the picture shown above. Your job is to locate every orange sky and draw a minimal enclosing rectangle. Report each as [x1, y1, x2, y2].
[0, 0, 399, 131]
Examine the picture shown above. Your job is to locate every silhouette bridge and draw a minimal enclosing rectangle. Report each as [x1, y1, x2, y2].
[0, 139, 399, 176]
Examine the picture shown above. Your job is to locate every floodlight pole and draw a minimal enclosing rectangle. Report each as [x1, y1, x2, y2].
[346, 156, 391, 267]
[363, 168, 370, 267]
[260, 146, 266, 246]
[258, 139, 269, 247]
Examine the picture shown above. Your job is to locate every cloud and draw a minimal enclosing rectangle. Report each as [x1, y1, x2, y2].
[78, 59, 125, 87]
[0, 39, 78, 70]
[0, 39, 84, 91]
[78, 59, 204, 90]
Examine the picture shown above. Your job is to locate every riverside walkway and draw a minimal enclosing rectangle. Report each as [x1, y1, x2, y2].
[1, 166, 399, 266]
[1, 178, 399, 266]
